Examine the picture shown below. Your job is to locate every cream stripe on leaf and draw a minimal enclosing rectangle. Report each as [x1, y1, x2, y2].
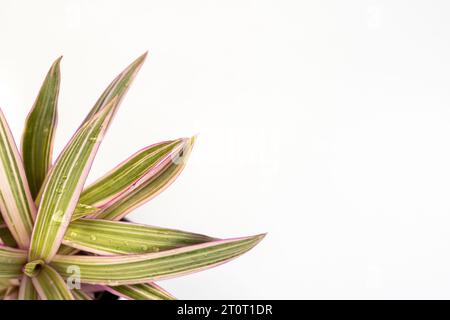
[71, 139, 183, 220]
[81, 52, 147, 127]
[62, 218, 215, 255]
[33, 53, 147, 209]
[0, 109, 36, 249]
[0, 245, 27, 279]
[31, 264, 74, 300]
[18, 275, 38, 300]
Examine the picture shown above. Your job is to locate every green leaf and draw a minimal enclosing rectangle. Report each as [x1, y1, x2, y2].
[31, 264, 74, 300]
[18, 275, 38, 300]
[63, 218, 215, 255]
[52, 234, 265, 285]
[81, 52, 147, 126]
[28, 98, 118, 262]
[0, 109, 37, 249]
[0, 245, 27, 279]
[94, 136, 196, 221]
[106, 283, 175, 300]
[21, 57, 61, 199]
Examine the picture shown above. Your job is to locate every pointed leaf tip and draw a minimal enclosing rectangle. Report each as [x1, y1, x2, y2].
[94, 137, 193, 220]
[21, 56, 61, 199]
[75, 136, 195, 221]
[81, 53, 147, 125]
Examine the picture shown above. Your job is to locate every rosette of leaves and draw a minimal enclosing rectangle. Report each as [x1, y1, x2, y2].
[0, 53, 264, 300]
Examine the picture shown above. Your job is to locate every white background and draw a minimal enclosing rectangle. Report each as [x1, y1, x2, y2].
[1, 0, 450, 299]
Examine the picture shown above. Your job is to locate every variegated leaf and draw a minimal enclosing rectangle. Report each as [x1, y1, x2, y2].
[28, 98, 118, 262]
[21, 57, 61, 198]
[71, 289, 93, 300]
[57, 244, 79, 255]
[18, 275, 38, 300]
[92, 136, 196, 221]
[0, 109, 36, 248]
[79, 139, 183, 210]
[81, 52, 147, 126]
[71, 203, 100, 221]
[31, 264, 74, 300]
[52, 234, 265, 285]
[62, 218, 215, 255]
[0, 245, 27, 279]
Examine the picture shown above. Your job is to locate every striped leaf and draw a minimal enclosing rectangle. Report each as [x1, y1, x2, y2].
[32, 53, 147, 207]
[0, 109, 37, 248]
[31, 264, 74, 300]
[92, 136, 196, 221]
[52, 234, 265, 285]
[78, 139, 184, 211]
[57, 244, 79, 255]
[0, 245, 27, 279]
[28, 98, 118, 262]
[106, 283, 175, 300]
[71, 289, 93, 300]
[62, 218, 215, 255]
[18, 275, 38, 300]
[81, 52, 147, 126]
[21, 57, 61, 199]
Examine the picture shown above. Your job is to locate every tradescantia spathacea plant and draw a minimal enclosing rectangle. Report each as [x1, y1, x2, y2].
[0, 53, 265, 300]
